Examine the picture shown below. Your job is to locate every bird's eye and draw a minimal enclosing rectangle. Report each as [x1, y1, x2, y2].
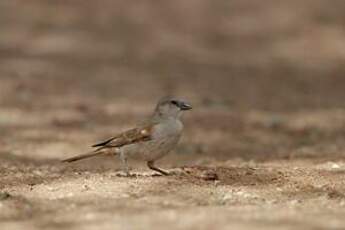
[170, 100, 178, 106]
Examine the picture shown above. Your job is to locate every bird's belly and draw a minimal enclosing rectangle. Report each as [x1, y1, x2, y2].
[122, 135, 180, 161]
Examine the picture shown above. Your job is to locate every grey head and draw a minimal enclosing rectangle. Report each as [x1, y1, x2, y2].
[152, 97, 192, 120]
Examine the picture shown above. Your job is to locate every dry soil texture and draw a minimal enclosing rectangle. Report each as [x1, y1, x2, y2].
[1, 1, 345, 230]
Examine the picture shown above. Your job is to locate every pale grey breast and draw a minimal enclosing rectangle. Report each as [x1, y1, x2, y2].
[123, 118, 183, 161]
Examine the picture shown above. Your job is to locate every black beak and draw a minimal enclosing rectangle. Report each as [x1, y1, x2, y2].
[177, 101, 192, 110]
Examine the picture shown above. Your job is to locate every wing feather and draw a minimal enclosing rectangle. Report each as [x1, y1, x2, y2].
[91, 125, 153, 148]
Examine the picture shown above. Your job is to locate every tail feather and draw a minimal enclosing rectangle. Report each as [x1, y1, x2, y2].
[61, 149, 104, 163]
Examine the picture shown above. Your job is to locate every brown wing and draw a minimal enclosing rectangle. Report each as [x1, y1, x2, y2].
[61, 124, 154, 163]
[91, 125, 153, 149]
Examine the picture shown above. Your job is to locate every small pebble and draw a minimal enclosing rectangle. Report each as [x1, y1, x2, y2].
[0, 192, 11, 200]
[200, 170, 219, 181]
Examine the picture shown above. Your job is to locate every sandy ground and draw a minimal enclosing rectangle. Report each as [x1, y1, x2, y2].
[1, 1, 345, 229]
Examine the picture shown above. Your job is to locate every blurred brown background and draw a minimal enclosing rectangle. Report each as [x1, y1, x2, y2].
[1, 1, 345, 230]
[2, 0, 345, 110]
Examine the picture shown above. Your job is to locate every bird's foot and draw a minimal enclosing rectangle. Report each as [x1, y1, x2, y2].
[147, 161, 171, 176]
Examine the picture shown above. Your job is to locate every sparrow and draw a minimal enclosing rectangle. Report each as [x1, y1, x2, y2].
[62, 97, 192, 176]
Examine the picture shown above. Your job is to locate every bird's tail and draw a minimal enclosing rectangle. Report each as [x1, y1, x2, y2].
[61, 148, 106, 163]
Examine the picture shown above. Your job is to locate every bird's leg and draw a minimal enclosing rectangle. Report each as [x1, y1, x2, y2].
[147, 161, 169, 176]
[119, 150, 130, 176]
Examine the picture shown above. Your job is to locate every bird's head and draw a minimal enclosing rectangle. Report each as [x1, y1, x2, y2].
[154, 97, 192, 120]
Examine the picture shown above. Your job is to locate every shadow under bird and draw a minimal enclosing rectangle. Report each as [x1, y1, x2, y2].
[62, 97, 192, 176]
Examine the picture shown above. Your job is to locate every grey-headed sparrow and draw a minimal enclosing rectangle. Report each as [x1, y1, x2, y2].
[62, 97, 192, 176]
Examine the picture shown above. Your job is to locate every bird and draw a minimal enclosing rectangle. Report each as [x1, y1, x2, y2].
[61, 97, 192, 176]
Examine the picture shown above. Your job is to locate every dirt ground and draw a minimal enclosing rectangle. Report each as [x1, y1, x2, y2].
[1, 1, 345, 229]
